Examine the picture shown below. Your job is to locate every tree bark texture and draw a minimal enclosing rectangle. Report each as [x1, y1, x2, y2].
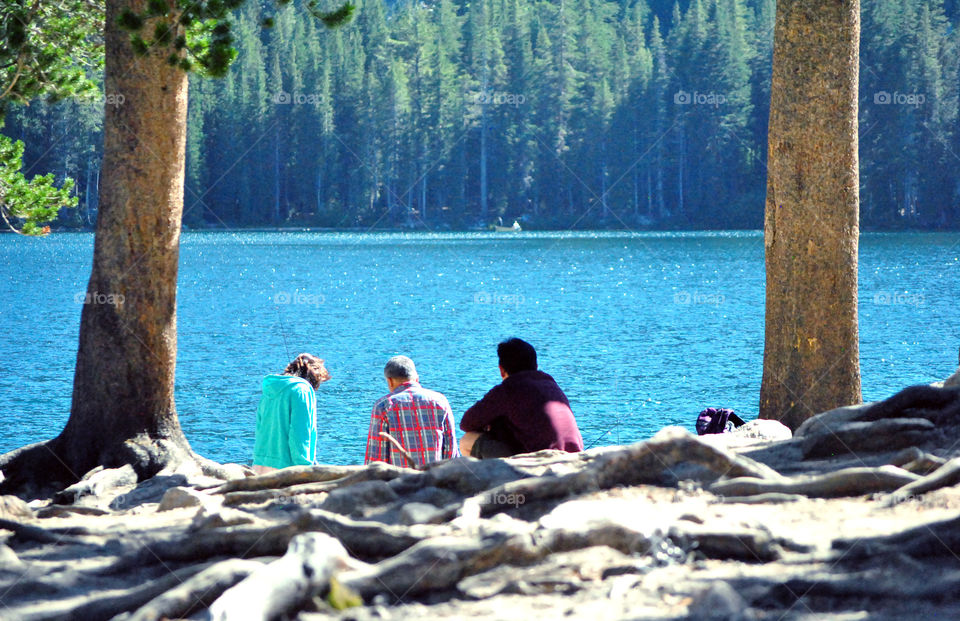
[60, 0, 191, 475]
[760, 0, 862, 431]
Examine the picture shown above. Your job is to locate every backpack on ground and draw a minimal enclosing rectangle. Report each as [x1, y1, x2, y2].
[696, 407, 746, 435]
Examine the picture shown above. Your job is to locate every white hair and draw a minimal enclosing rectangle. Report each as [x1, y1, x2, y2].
[384, 355, 417, 380]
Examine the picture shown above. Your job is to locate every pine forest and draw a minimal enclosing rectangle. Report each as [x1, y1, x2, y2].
[5, 0, 960, 230]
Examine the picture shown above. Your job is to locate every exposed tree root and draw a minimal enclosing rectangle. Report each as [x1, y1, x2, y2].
[801, 419, 936, 459]
[709, 465, 919, 499]
[212, 464, 366, 495]
[118, 558, 264, 621]
[716, 492, 804, 504]
[0, 439, 77, 499]
[883, 457, 960, 506]
[834, 514, 960, 560]
[667, 525, 784, 562]
[592, 427, 785, 487]
[15, 561, 214, 621]
[0, 432, 245, 504]
[208, 534, 352, 620]
[889, 447, 947, 475]
[859, 384, 960, 425]
[54, 465, 138, 505]
[98, 508, 446, 576]
[423, 428, 785, 522]
[0, 517, 94, 545]
[9, 427, 960, 620]
[755, 566, 960, 609]
[219, 463, 406, 506]
[794, 386, 960, 460]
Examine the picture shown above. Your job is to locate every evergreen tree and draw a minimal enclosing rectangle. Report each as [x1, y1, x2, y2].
[7, 0, 960, 232]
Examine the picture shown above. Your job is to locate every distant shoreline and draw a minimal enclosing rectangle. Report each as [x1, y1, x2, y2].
[11, 226, 761, 235]
[7, 225, 960, 235]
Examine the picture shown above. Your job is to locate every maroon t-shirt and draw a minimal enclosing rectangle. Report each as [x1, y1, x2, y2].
[460, 370, 583, 453]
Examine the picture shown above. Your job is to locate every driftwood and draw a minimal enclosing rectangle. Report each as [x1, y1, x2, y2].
[793, 402, 876, 439]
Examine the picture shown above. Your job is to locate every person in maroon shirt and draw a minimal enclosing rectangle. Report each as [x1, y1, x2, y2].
[459, 338, 583, 458]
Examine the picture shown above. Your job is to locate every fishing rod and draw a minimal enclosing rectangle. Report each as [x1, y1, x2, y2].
[583, 397, 662, 450]
[275, 303, 292, 361]
[378, 432, 421, 470]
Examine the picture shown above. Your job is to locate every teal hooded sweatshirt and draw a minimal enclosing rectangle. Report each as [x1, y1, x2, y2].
[253, 374, 317, 468]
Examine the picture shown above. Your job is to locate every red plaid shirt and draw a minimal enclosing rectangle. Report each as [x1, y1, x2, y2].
[365, 381, 459, 467]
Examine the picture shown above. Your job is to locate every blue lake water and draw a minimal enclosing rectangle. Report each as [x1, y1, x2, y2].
[1, 231, 957, 466]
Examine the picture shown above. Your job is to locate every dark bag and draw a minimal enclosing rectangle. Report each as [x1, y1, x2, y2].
[696, 408, 746, 435]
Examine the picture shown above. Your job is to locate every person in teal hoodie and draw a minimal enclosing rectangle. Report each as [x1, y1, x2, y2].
[253, 353, 331, 473]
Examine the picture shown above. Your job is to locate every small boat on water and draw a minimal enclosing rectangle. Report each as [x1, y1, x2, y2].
[493, 219, 522, 232]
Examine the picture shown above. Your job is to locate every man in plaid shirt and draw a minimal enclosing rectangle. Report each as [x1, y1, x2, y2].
[364, 356, 460, 467]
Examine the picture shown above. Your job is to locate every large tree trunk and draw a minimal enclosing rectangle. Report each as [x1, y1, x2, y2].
[759, 0, 862, 431]
[1, 0, 198, 495]
[62, 0, 194, 474]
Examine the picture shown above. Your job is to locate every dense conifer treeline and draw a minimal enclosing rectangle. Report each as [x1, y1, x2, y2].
[5, 0, 960, 229]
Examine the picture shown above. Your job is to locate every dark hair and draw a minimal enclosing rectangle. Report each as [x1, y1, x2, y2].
[284, 353, 331, 389]
[497, 338, 537, 375]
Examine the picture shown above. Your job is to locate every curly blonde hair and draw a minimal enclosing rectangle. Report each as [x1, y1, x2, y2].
[284, 353, 331, 389]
